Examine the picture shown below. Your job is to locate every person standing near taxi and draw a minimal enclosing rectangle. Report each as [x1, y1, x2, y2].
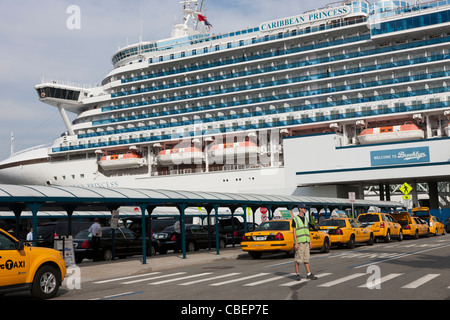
[89, 218, 102, 261]
[293, 204, 318, 281]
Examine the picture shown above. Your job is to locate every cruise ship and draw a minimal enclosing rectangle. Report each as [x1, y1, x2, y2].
[0, 0, 449, 198]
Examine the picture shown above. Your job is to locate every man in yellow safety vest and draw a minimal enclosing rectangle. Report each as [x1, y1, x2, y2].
[293, 204, 318, 281]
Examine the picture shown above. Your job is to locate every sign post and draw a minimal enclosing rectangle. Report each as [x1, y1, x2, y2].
[348, 192, 355, 217]
[260, 207, 268, 222]
[399, 182, 413, 208]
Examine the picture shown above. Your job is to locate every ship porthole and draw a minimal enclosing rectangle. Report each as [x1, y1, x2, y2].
[40, 92, 46, 98]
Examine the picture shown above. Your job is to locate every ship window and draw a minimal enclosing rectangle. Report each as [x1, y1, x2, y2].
[53, 176, 57, 181]
[80, 174, 85, 179]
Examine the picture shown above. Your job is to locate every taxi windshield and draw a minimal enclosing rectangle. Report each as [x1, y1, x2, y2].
[358, 214, 380, 223]
[414, 210, 429, 218]
[256, 221, 290, 231]
[318, 220, 347, 228]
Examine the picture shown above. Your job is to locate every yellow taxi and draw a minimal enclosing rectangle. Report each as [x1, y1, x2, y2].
[240, 219, 330, 259]
[412, 207, 445, 236]
[0, 228, 66, 299]
[357, 212, 403, 242]
[390, 211, 427, 239]
[428, 216, 445, 235]
[413, 217, 430, 238]
[318, 217, 374, 248]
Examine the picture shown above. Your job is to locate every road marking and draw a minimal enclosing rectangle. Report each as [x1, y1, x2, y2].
[318, 273, 367, 287]
[401, 274, 440, 289]
[179, 273, 241, 286]
[358, 273, 403, 288]
[148, 272, 212, 285]
[90, 291, 145, 300]
[93, 272, 160, 284]
[280, 273, 332, 287]
[210, 273, 270, 286]
[351, 243, 450, 269]
[121, 272, 186, 284]
[243, 273, 296, 286]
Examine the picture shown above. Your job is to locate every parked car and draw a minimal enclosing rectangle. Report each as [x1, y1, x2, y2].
[73, 227, 159, 263]
[241, 219, 330, 259]
[223, 222, 258, 244]
[123, 216, 186, 237]
[36, 221, 93, 248]
[413, 217, 430, 238]
[411, 207, 445, 236]
[153, 224, 226, 254]
[0, 228, 66, 299]
[390, 211, 428, 239]
[357, 212, 403, 242]
[318, 217, 374, 248]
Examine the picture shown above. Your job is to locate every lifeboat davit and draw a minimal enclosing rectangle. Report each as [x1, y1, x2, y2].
[156, 147, 203, 165]
[208, 141, 259, 158]
[357, 121, 424, 145]
[98, 151, 147, 170]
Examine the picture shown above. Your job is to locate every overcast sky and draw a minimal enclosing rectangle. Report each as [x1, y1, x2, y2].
[0, 0, 339, 161]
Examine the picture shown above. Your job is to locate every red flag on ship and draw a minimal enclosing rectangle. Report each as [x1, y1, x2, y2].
[197, 14, 212, 29]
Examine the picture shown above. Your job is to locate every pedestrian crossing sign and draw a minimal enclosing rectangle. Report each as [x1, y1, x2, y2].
[399, 182, 413, 195]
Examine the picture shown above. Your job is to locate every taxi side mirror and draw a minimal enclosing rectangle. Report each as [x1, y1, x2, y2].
[16, 240, 25, 251]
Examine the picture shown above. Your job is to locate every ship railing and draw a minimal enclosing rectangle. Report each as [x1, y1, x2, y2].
[11, 144, 52, 157]
[39, 77, 99, 90]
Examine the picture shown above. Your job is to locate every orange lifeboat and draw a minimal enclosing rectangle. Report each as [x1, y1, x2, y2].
[357, 121, 424, 145]
[208, 141, 259, 158]
[156, 146, 203, 165]
[98, 151, 147, 170]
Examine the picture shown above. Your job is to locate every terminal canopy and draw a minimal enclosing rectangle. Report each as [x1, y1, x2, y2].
[0, 184, 402, 213]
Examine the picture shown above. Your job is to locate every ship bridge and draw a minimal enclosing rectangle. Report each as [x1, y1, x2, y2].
[35, 80, 94, 136]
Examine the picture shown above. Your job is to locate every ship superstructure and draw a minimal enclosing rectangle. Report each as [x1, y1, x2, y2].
[0, 0, 449, 197]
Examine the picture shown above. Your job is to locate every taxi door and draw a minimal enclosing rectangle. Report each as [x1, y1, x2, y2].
[309, 228, 322, 249]
[0, 232, 29, 287]
[386, 214, 400, 236]
[349, 219, 364, 242]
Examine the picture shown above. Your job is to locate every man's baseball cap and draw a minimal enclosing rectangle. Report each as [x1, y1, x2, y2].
[298, 204, 307, 209]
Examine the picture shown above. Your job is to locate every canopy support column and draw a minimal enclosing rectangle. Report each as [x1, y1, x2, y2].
[177, 204, 187, 259]
[138, 203, 148, 264]
[28, 203, 42, 247]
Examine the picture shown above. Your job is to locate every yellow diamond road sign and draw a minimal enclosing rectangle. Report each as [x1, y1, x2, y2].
[400, 182, 413, 195]
[403, 195, 411, 200]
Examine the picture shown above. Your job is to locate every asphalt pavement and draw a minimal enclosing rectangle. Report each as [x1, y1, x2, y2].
[75, 247, 246, 283]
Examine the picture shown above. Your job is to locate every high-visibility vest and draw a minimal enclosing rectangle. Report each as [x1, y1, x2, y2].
[294, 215, 310, 243]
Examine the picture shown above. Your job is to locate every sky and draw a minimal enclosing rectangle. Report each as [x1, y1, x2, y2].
[0, 0, 335, 161]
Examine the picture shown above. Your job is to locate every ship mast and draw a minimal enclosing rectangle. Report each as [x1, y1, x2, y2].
[172, 0, 209, 37]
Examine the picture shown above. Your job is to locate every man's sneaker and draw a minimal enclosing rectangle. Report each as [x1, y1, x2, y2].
[296, 274, 301, 281]
[307, 273, 318, 280]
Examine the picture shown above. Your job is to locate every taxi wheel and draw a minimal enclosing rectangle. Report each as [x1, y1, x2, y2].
[384, 230, 391, 243]
[320, 238, 330, 253]
[31, 265, 60, 300]
[367, 233, 374, 246]
[398, 230, 403, 241]
[413, 230, 419, 239]
[346, 235, 355, 249]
